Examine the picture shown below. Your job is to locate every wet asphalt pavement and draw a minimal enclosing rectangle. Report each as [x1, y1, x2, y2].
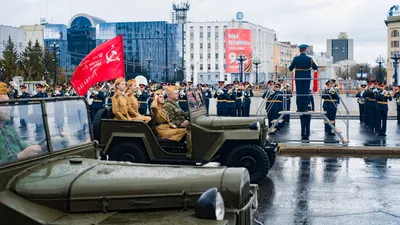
[256, 156, 400, 225]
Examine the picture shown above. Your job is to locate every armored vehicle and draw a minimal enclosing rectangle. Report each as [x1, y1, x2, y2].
[94, 88, 279, 183]
[0, 97, 258, 225]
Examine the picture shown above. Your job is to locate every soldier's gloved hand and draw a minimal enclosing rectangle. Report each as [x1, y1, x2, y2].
[93, 91, 99, 95]
[18, 145, 42, 159]
[219, 89, 224, 94]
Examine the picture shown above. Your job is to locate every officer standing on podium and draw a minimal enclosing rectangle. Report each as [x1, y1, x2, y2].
[288, 44, 318, 140]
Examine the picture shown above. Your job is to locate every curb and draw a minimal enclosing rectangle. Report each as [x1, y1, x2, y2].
[278, 144, 400, 156]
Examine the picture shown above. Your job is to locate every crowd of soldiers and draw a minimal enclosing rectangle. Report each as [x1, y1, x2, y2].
[356, 79, 397, 136]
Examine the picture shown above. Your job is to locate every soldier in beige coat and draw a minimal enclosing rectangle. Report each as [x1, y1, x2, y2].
[111, 77, 130, 120]
[125, 79, 151, 123]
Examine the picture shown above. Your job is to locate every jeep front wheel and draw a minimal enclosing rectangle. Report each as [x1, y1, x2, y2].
[226, 144, 270, 184]
[108, 142, 149, 163]
[93, 108, 113, 141]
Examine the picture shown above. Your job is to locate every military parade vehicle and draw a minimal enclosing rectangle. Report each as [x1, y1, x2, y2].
[0, 97, 259, 225]
[94, 88, 279, 184]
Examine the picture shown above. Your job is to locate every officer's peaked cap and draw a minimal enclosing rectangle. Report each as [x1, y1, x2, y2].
[298, 44, 308, 49]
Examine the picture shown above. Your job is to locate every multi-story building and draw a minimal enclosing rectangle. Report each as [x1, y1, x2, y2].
[0, 25, 25, 56]
[185, 21, 275, 84]
[20, 24, 44, 47]
[274, 41, 292, 79]
[385, 5, 400, 85]
[326, 32, 354, 64]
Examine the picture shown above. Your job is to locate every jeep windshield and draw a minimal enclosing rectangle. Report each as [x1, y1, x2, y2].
[0, 98, 92, 165]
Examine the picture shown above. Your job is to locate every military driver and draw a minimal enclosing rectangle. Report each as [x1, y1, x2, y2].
[0, 82, 42, 163]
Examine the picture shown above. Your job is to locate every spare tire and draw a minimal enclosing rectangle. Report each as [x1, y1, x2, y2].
[93, 108, 113, 141]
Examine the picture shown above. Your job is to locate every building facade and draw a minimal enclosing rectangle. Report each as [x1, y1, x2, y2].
[0, 25, 25, 56]
[20, 24, 44, 47]
[185, 21, 275, 84]
[385, 5, 400, 85]
[274, 41, 292, 79]
[326, 32, 354, 64]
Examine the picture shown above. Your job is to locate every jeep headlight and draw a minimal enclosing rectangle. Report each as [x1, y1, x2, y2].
[194, 188, 225, 220]
[249, 121, 260, 130]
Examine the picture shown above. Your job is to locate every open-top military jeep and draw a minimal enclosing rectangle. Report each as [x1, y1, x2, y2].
[0, 97, 258, 225]
[94, 89, 279, 183]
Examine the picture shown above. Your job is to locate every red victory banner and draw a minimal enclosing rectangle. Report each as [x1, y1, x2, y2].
[225, 29, 252, 73]
[313, 70, 319, 92]
[71, 35, 124, 96]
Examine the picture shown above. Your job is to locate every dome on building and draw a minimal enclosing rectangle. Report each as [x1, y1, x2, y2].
[68, 13, 106, 28]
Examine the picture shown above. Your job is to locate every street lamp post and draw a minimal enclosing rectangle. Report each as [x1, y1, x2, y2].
[360, 65, 363, 80]
[376, 55, 384, 82]
[0, 67, 5, 81]
[253, 59, 261, 85]
[391, 51, 400, 86]
[236, 53, 247, 83]
[51, 42, 60, 84]
[172, 61, 177, 82]
[44, 70, 49, 82]
[145, 57, 152, 81]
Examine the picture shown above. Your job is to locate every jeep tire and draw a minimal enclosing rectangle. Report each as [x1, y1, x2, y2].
[267, 149, 277, 169]
[108, 142, 149, 163]
[93, 108, 113, 141]
[226, 144, 270, 184]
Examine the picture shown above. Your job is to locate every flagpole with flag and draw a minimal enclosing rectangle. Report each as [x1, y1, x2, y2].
[71, 35, 125, 96]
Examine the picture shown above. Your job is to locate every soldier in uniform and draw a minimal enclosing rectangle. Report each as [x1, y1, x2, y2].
[322, 81, 339, 135]
[364, 80, 378, 132]
[90, 83, 106, 121]
[214, 81, 228, 116]
[125, 79, 151, 123]
[279, 79, 292, 124]
[264, 83, 283, 134]
[242, 81, 254, 117]
[375, 81, 392, 136]
[233, 81, 243, 117]
[137, 83, 149, 115]
[31, 83, 48, 134]
[355, 82, 367, 124]
[226, 83, 237, 117]
[394, 85, 400, 124]
[202, 84, 212, 115]
[51, 84, 65, 131]
[17, 84, 30, 129]
[288, 44, 318, 113]
[7, 82, 18, 125]
[164, 86, 190, 128]
[111, 77, 130, 120]
[178, 82, 189, 112]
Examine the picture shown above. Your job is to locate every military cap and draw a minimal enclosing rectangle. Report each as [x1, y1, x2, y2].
[181, 82, 187, 86]
[203, 84, 208, 87]
[325, 81, 332, 85]
[244, 81, 249, 85]
[139, 83, 146, 87]
[114, 77, 125, 85]
[227, 83, 233, 87]
[218, 80, 225, 84]
[274, 83, 281, 87]
[35, 83, 44, 88]
[267, 80, 273, 84]
[154, 90, 163, 96]
[298, 44, 308, 49]
[378, 81, 386, 86]
[55, 83, 63, 87]
[360, 83, 367, 87]
[20, 83, 27, 89]
[187, 80, 193, 84]
[126, 79, 137, 87]
[0, 82, 7, 95]
[166, 85, 178, 93]
[162, 82, 167, 86]
[233, 80, 239, 84]
[330, 79, 336, 83]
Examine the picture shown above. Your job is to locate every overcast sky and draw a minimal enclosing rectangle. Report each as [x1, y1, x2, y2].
[0, 0, 396, 66]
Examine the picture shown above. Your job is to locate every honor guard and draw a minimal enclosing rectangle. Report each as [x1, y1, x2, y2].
[90, 83, 106, 121]
[365, 80, 378, 132]
[233, 81, 243, 117]
[242, 81, 253, 117]
[279, 79, 292, 124]
[323, 81, 339, 135]
[17, 84, 30, 129]
[394, 85, 400, 124]
[362, 80, 373, 128]
[214, 81, 228, 116]
[226, 83, 237, 117]
[288, 44, 318, 113]
[7, 81, 18, 125]
[355, 81, 367, 123]
[32, 83, 48, 133]
[375, 81, 392, 136]
[178, 82, 189, 112]
[202, 84, 212, 115]
[264, 83, 283, 134]
[51, 84, 65, 131]
[301, 90, 315, 140]
[137, 83, 149, 115]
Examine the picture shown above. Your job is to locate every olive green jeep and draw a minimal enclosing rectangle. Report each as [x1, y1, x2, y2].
[94, 89, 279, 183]
[0, 97, 258, 225]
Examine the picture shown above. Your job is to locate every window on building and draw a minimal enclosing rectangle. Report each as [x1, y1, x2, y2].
[200, 53, 203, 59]
[200, 32, 203, 38]
[191, 53, 194, 59]
[208, 53, 211, 59]
[391, 41, 399, 48]
[215, 64, 219, 70]
[208, 43, 211, 49]
[216, 53, 219, 58]
[208, 75, 211, 80]
[224, 74, 228, 81]
[208, 64, 211, 70]
[190, 43, 194, 49]
[200, 43, 203, 49]
[200, 75, 204, 81]
[392, 30, 399, 37]
[200, 64, 203, 70]
[208, 32, 211, 38]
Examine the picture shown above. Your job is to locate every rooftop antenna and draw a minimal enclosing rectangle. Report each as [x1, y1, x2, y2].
[172, 1, 190, 24]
